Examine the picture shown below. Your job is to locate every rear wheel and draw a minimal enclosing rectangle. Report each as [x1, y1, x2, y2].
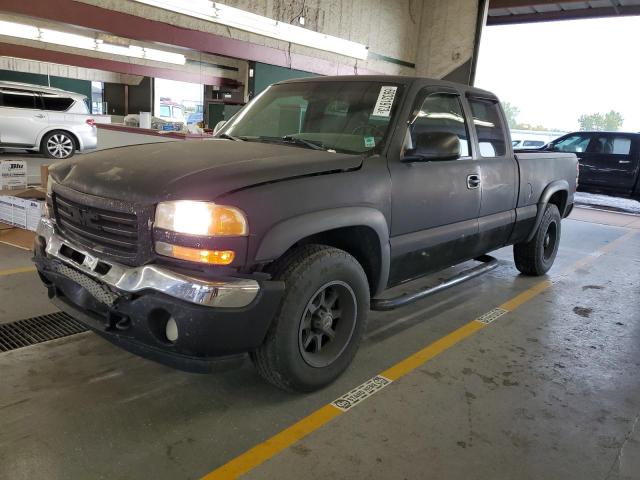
[41, 131, 76, 160]
[514, 203, 562, 276]
[251, 245, 369, 392]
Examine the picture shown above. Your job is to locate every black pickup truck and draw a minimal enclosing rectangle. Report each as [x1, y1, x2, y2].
[539, 131, 640, 199]
[34, 76, 577, 392]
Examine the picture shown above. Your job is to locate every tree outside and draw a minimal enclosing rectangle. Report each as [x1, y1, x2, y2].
[501, 101, 520, 129]
[578, 110, 624, 131]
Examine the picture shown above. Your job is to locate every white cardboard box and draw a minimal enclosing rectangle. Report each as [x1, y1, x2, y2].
[0, 196, 12, 224]
[26, 200, 44, 231]
[0, 195, 38, 229]
[0, 160, 28, 190]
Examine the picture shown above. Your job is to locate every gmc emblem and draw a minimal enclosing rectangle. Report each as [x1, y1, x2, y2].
[68, 206, 102, 230]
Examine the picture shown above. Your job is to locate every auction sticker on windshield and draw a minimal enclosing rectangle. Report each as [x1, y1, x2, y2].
[372, 86, 398, 117]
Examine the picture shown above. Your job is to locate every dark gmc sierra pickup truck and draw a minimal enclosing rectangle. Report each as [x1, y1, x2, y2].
[34, 76, 578, 392]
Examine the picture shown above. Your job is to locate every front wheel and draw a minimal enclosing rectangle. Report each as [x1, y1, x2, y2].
[41, 131, 76, 160]
[251, 245, 369, 392]
[514, 203, 562, 276]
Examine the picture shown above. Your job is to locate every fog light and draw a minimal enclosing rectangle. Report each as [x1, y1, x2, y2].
[165, 317, 178, 342]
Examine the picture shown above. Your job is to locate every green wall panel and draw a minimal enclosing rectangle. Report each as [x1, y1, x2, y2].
[251, 62, 319, 97]
[0, 70, 91, 98]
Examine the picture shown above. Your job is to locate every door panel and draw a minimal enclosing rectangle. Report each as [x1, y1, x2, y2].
[466, 97, 518, 252]
[581, 134, 638, 193]
[388, 89, 481, 285]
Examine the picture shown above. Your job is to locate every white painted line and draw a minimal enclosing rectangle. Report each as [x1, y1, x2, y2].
[331, 375, 392, 412]
[476, 307, 508, 325]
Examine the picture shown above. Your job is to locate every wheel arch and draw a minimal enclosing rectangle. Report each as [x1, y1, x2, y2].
[255, 207, 390, 297]
[525, 180, 569, 243]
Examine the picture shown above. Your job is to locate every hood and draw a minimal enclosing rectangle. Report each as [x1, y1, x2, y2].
[50, 139, 362, 204]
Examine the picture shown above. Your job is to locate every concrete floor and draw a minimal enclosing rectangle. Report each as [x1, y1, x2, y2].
[0, 208, 638, 480]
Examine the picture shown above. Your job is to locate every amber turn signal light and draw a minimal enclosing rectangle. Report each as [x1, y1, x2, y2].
[155, 241, 235, 265]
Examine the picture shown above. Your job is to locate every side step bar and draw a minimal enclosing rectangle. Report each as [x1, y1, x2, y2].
[371, 255, 498, 311]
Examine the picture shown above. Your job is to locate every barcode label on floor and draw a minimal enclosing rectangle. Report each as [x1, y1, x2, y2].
[476, 307, 508, 325]
[331, 375, 392, 412]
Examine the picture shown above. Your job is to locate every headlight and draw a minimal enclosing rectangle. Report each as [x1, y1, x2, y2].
[155, 201, 248, 237]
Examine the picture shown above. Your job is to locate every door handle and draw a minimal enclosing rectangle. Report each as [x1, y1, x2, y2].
[467, 174, 481, 189]
[34, 114, 45, 118]
[618, 160, 631, 164]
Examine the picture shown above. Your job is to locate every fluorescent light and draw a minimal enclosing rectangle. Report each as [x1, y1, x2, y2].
[0, 18, 186, 66]
[143, 48, 186, 65]
[0, 20, 39, 40]
[131, 0, 369, 60]
[97, 42, 144, 58]
[40, 29, 97, 50]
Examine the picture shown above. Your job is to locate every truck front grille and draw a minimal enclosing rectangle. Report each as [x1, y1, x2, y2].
[54, 193, 142, 262]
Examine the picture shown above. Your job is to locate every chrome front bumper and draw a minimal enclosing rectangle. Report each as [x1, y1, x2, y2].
[36, 218, 259, 308]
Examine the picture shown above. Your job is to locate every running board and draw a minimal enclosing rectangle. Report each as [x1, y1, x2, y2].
[371, 255, 498, 311]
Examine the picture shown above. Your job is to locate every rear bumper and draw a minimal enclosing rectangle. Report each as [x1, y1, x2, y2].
[76, 125, 97, 152]
[33, 219, 285, 372]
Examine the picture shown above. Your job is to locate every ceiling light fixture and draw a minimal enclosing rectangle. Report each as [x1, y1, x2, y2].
[0, 19, 186, 65]
[130, 0, 369, 60]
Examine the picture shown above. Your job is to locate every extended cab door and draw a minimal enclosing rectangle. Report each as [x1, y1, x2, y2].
[581, 134, 639, 194]
[466, 95, 518, 252]
[387, 87, 481, 285]
[0, 87, 47, 147]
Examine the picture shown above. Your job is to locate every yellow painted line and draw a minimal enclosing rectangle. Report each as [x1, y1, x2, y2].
[0, 266, 36, 277]
[381, 320, 485, 381]
[500, 280, 552, 312]
[202, 405, 341, 480]
[202, 229, 637, 480]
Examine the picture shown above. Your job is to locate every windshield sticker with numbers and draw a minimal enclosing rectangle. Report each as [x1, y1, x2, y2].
[372, 86, 398, 117]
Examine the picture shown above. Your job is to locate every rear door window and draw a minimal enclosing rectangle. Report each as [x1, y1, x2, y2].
[41, 94, 74, 112]
[468, 98, 507, 157]
[588, 135, 632, 155]
[0, 88, 37, 109]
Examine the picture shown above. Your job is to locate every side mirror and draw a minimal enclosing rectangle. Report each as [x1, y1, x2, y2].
[403, 131, 460, 162]
[213, 120, 227, 134]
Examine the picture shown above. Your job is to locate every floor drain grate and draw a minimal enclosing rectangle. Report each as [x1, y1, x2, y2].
[0, 312, 88, 352]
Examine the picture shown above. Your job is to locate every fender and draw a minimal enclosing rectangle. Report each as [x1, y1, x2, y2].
[526, 180, 569, 243]
[255, 207, 391, 297]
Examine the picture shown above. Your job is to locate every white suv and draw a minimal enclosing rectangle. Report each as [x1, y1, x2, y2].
[0, 81, 97, 159]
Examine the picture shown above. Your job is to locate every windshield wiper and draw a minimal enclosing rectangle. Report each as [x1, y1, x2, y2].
[217, 133, 244, 141]
[281, 135, 326, 151]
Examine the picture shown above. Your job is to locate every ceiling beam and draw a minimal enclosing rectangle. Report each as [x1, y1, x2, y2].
[0, 42, 240, 86]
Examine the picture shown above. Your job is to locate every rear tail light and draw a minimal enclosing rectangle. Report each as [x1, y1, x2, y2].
[86, 118, 95, 126]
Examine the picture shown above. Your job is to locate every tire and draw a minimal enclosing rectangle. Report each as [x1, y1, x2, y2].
[514, 203, 562, 276]
[41, 131, 76, 160]
[251, 244, 370, 392]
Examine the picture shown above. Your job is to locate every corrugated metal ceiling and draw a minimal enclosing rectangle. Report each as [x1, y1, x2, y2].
[488, 0, 640, 24]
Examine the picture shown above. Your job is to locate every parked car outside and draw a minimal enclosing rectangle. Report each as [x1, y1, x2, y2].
[540, 131, 640, 199]
[34, 76, 577, 392]
[0, 81, 97, 159]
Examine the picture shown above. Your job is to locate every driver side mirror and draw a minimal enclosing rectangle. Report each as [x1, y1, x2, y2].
[402, 131, 460, 162]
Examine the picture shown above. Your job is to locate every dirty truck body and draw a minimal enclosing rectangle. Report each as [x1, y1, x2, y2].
[34, 76, 577, 392]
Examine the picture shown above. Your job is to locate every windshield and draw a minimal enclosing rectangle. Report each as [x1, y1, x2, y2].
[218, 81, 403, 154]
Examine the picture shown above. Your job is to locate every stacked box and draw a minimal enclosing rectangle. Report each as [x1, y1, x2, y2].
[26, 200, 44, 232]
[0, 160, 27, 190]
[0, 196, 12, 224]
